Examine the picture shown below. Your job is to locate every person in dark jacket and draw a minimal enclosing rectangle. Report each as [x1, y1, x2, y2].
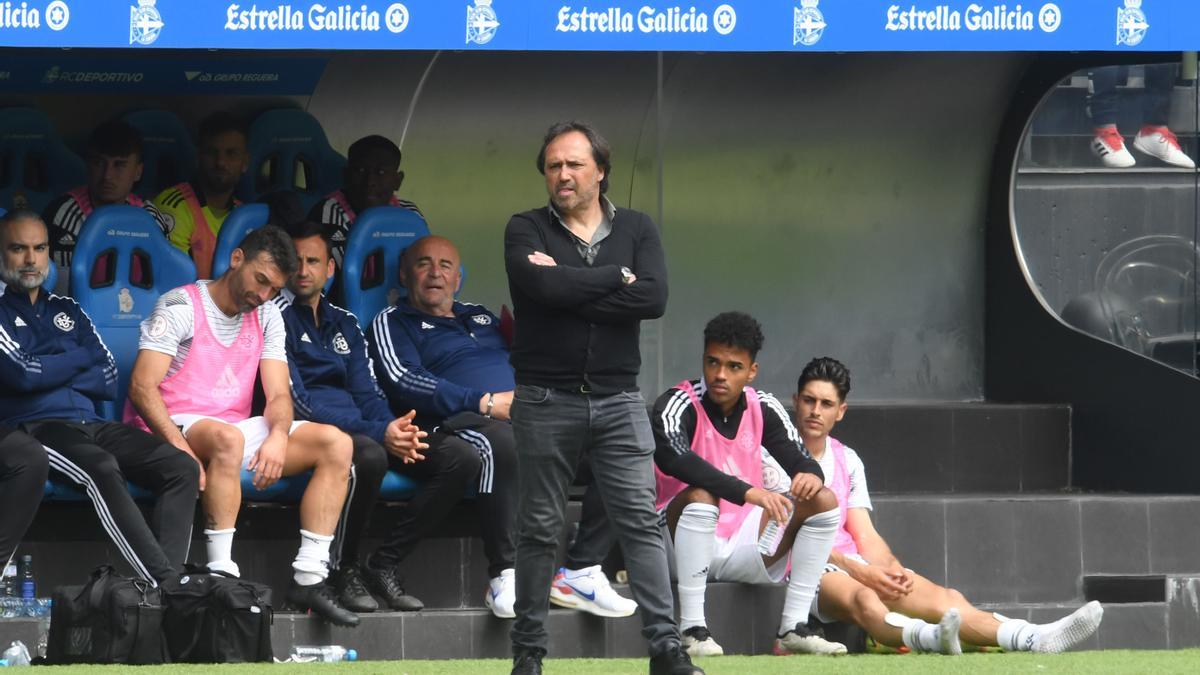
[503, 121, 698, 675]
[274, 221, 427, 613]
[0, 209, 197, 585]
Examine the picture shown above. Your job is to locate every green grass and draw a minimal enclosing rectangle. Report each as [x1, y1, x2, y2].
[28, 651, 1200, 674]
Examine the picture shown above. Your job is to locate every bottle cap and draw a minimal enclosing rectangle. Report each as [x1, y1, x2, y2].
[347, 649, 357, 661]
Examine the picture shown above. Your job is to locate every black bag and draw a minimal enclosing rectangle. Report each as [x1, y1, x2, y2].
[161, 566, 274, 663]
[47, 565, 169, 664]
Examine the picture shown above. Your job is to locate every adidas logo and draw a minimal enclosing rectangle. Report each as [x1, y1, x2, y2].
[14, 317, 26, 327]
[421, 321, 435, 330]
[300, 333, 312, 343]
[211, 365, 242, 400]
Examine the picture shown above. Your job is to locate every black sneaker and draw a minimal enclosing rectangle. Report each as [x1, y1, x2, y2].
[333, 564, 379, 613]
[362, 564, 424, 611]
[649, 646, 705, 675]
[511, 646, 545, 675]
[286, 580, 361, 627]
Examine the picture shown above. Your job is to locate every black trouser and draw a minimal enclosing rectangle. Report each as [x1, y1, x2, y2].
[336, 435, 389, 568]
[564, 467, 617, 570]
[367, 413, 517, 578]
[0, 426, 48, 568]
[21, 420, 199, 583]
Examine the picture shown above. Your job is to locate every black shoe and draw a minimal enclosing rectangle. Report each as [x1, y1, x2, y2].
[511, 646, 546, 675]
[362, 564, 424, 611]
[649, 646, 705, 675]
[333, 565, 379, 613]
[287, 580, 361, 627]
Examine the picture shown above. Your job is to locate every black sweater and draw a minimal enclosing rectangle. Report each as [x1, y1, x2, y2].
[503, 204, 668, 393]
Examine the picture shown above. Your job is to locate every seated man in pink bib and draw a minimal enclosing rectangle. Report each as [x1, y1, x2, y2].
[796, 357, 1102, 654]
[125, 225, 359, 627]
[652, 311, 846, 658]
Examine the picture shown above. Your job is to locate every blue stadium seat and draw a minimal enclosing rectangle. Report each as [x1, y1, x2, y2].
[238, 109, 345, 212]
[0, 108, 85, 214]
[211, 203, 268, 278]
[340, 206, 431, 329]
[122, 109, 197, 200]
[70, 205, 196, 420]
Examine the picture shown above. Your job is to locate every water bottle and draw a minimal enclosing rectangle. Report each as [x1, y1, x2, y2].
[1, 641, 31, 666]
[18, 556, 33, 602]
[289, 645, 358, 663]
[2, 561, 16, 597]
[17, 556, 34, 617]
[757, 518, 784, 556]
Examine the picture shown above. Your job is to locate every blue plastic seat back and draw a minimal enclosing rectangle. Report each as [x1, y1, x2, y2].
[211, 203, 269, 279]
[238, 109, 345, 213]
[122, 110, 197, 200]
[0, 108, 85, 214]
[341, 207, 431, 330]
[71, 205, 197, 419]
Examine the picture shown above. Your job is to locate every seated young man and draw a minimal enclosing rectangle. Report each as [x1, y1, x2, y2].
[308, 134, 424, 267]
[795, 357, 1103, 654]
[125, 225, 358, 626]
[651, 311, 850, 657]
[153, 112, 248, 279]
[274, 221, 428, 613]
[43, 119, 171, 291]
[0, 210, 196, 586]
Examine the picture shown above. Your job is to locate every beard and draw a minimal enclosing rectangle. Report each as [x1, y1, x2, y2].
[0, 264, 47, 290]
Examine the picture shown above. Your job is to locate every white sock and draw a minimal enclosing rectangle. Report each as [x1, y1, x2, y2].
[901, 619, 942, 652]
[998, 618, 1038, 651]
[674, 503, 719, 631]
[292, 529, 334, 586]
[778, 507, 839, 634]
[204, 528, 238, 576]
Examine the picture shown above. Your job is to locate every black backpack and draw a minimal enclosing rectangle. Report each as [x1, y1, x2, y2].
[47, 565, 169, 664]
[161, 566, 274, 663]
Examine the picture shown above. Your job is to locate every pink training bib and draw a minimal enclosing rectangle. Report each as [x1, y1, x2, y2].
[124, 283, 262, 430]
[827, 437, 860, 556]
[655, 381, 764, 539]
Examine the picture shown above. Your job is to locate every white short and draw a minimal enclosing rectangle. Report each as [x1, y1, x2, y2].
[172, 414, 308, 470]
[811, 554, 916, 624]
[665, 505, 789, 585]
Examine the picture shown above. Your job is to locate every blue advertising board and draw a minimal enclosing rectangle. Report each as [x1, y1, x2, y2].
[0, 0, 1194, 52]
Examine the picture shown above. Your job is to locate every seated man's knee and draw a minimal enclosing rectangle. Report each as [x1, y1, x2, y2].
[352, 436, 389, 480]
[813, 486, 838, 512]
[207, 425, 246, 469]
[676, 486, 718, 507]
[308, 424, 352, 470]
[439, 440, 482, 478]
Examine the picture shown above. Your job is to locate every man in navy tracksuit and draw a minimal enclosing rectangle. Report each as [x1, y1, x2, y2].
[367, 234, 524, 619]
[0, 210, 197, 584]
[276, 222, 428, 613]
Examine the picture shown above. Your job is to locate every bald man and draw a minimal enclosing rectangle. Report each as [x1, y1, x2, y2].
[366, 235, 521, 617]
[367, 235, 636, 621]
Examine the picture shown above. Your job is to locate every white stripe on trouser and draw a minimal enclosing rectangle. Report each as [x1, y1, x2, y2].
[329, 464, 357, 570]
[43, 445, 156, 584]
[452, 429, 494, 494]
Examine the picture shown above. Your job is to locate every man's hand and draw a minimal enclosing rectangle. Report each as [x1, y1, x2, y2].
[385, 411, 429, 464]
[170, 435, 206, 492]
[790, 473, 824, 501]
[247, 430, 287, 490]
[886, 560, 914, 593]
[481, 391, 514, 421]
[851, 563, 911, 601]
[744, 486, 793, 524]
[528, 251, 557, 267]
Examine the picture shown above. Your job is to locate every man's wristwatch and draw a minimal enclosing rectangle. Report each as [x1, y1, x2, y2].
[484, 392, 495, 418]
[620, 266, 635, 285]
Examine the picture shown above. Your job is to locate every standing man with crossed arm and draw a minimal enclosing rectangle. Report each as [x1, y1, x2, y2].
[504, 121, 701, 675]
